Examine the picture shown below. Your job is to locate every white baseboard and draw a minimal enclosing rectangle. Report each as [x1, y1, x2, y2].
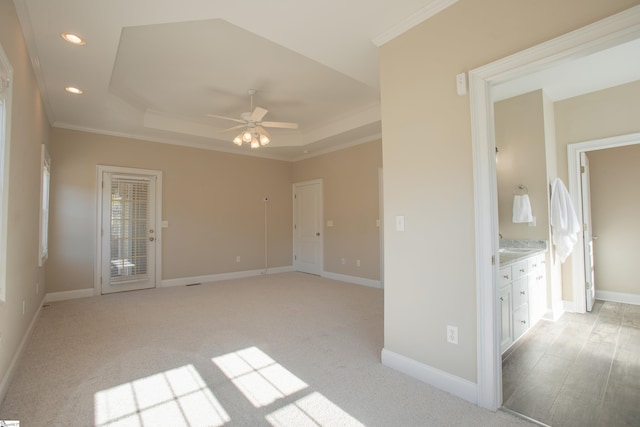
[322, 271, 382, 289]
[0, 295, 45, 404]
[562, 300, 576, 314]
[381, 348, 477, 405]
[161, 265, 295, 288]
[45, 288, 95, 303]
[595, 290, 640, 306]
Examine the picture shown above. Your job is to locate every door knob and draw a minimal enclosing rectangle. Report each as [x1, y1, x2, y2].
[149, 237, 155, 242]
[316, 232, 320, 236]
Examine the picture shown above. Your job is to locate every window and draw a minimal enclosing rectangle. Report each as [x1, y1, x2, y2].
[0, 43, 12, 302]
[39, 144, 51, 266]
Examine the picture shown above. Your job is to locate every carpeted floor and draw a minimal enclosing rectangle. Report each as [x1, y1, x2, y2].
[0, 272, 532, 426]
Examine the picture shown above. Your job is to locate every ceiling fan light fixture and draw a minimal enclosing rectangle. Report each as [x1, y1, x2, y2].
[233, 134, 243, 146]
[250, 138, 260, 149]
[242, 130, 253, 143]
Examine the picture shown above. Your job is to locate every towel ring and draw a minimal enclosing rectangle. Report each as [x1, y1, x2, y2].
[514, 184, 528, 195]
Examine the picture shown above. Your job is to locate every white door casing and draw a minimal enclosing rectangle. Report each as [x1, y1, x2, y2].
[293, 180, 323, 275]
[469, 6, 640, 411]
[580, 152, 596, 312]
[95, 166, 163, 295]
[567, 133, 640, 313]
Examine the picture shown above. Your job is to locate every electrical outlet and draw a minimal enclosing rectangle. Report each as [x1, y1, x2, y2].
[341, 257, 346, 265]
[356, 259, 361, 267]
[236, 256, 241, 263]
[447, 325, 459, 344]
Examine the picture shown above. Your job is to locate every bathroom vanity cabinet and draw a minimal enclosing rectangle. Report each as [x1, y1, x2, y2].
[498, 251, 547, 354]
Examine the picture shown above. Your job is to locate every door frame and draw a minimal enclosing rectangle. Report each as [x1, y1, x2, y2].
[94, 165, 163, 296]
[567, 132, 640, 313]
[469, 6, 640, 410]
[292, 179, 323, 274]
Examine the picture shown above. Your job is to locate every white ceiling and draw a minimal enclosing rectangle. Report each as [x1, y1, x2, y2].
[13, 0, 458, 160]
[492, 37, 640, 102]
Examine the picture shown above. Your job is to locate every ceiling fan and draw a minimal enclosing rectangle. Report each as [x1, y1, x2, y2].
[206, 89, 299, 148]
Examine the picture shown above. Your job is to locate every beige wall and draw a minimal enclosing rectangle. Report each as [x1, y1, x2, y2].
[587, 145, 640, 296]
[555, 80, 640, 300]
[379, 0, 637, 383]
[0, 0, 50, 398]
[495, 91, 550, 241]
[48, 128, 293, 292]
[292, 141, 382, 280]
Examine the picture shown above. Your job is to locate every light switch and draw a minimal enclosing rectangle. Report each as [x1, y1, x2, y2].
[162, 220, 169, 228]
[376, 219, 380, 227]
[327, 220, 334, 227]
[396, 215, 405, 232]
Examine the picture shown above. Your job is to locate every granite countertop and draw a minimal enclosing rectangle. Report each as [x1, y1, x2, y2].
[499, 239, 547, 266]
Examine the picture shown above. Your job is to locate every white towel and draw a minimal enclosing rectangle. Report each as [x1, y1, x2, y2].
[512, 194, 533, 223]
[550, 178, 581, 264]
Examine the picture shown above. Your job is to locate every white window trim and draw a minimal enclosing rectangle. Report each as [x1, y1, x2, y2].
[39, 144, 51, 267]
[0, 42, 13, 303]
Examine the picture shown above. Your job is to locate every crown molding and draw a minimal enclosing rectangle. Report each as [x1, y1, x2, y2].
[372, 0, 458, 47]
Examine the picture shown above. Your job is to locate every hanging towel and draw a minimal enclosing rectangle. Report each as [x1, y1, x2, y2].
[512, 194, 533, 223]
[550, 177, 581, 264]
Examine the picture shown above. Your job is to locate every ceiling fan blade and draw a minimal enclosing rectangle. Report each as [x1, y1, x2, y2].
[251, 107, 269, 122]
[219, 124, 246, 133]
[206, 113, 246, 124]
[262, 121, 299, 129]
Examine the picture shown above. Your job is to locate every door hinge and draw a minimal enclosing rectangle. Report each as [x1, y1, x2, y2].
[492, 255, 495, 266]
[580, 166, 585, 173]
[294, 255, 297, 260]
[583, 223, 588, 231]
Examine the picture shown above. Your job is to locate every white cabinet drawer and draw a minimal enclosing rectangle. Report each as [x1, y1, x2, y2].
[498, 266, 512, 288]
[512, 277, 528, 308]
[512, 260, 528, 279]
[527, 255, 542, 272]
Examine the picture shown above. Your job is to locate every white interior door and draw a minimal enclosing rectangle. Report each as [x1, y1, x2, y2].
[99, 169, 160, 294]
[580, 152, 596, 312]
[294, 181, 322, 275]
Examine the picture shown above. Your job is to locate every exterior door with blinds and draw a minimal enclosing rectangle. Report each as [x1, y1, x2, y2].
[99, 167, 161, 294]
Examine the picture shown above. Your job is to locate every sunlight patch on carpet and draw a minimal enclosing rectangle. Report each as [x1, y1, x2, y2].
[94, 364, 229, 426]
[266, 391, 365, 427]
[212, 346, 308, 408]
[213, 346, 365, 426]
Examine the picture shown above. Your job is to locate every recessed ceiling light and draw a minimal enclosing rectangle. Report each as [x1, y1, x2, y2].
[65, 86, 83, 95]
[61, 32, 85, 45]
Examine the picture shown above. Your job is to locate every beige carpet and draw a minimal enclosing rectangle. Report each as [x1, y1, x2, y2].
[0, 272, 531, 426]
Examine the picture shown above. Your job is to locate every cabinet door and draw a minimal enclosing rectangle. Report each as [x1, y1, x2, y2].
[499, 286, 513, 353]
[528, 255, 547, 324]
[512, 277, 528, 308]
[513, 304, 529, 340]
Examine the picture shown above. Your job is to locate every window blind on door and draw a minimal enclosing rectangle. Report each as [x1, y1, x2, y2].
[110, 176, 149, 283]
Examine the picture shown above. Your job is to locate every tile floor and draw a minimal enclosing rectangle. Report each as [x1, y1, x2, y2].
[502, 300, 640, 426]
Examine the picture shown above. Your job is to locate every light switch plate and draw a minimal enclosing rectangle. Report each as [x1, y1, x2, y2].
[396, 215, 405, 232]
